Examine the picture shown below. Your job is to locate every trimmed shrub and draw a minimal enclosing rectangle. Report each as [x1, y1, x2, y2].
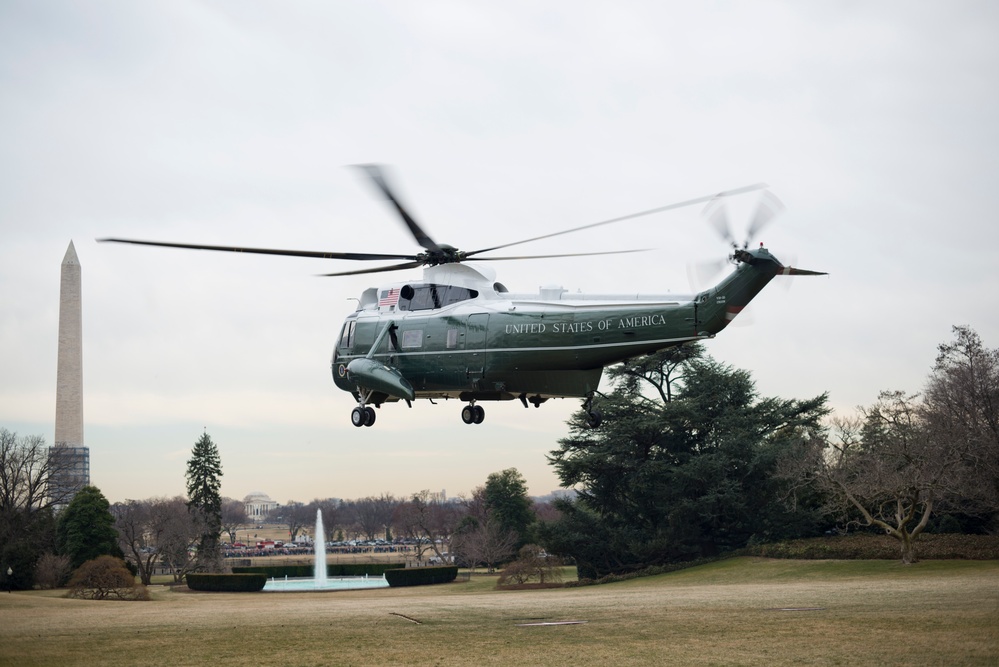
[68, 555, 149, 601]
[186, 573, 267, 592]
[498, 545, 564, 586]
[384, 566, 458, 587]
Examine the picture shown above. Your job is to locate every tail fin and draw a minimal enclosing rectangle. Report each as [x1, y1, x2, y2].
[695, 247, 825, 336]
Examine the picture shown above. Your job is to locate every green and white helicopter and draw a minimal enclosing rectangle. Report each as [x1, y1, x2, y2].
[100, 165, 825, 428]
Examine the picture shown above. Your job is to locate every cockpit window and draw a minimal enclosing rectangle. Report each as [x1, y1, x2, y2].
[339, 320, 356, 348]
[398, 284, 479, 311]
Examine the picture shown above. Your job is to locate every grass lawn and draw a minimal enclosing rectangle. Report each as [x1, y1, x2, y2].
[1, 558, 997, 666]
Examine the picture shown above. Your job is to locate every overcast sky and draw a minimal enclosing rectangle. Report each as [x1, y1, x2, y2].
[2, 1, 997, 506]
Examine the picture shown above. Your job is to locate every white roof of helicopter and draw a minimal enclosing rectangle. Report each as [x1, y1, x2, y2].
[358, 262, 695, 312]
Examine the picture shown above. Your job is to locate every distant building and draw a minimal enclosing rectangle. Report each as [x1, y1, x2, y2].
[244, 492, 279, 520]
[50, 241, 90, 506]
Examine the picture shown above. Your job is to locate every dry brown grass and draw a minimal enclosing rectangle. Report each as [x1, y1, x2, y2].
[2, 558, 997, 667]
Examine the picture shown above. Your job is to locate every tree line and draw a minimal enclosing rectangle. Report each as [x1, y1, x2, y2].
[0, 420, 541, 588]
[541, 326, 998, 575]
[2, 326, 996, 589]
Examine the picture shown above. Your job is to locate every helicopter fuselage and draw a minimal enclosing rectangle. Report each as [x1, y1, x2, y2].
[332, 247, 784, 424]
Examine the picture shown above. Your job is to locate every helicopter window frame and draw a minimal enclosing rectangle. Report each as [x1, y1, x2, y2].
[397, 284, 479, 311]
[339, 320, 356, 349]
[401, 329, 423, 349]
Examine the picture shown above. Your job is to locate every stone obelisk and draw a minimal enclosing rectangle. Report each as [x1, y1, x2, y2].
[51, 241, 89, 503]
[55, 241, 84, 447]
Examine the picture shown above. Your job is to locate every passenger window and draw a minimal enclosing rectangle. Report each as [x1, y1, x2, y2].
[401, 330, 423, 349]
[446, 328, 459, 349]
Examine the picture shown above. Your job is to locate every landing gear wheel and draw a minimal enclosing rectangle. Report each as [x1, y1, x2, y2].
[461, 405, 475, 424]
[364, 406, 376, 427]
[351, 407, 366, 428]
[473, 405, 485, 424]
[582, 392, 602, 429]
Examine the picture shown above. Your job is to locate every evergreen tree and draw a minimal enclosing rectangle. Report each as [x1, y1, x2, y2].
[185, 431, 223, 572]
[542, 346, 828, 577]
[56, 485, 123, 570]
[484, 468, 535, 547]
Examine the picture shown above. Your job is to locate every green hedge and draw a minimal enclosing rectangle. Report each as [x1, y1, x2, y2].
[743, 534, 999, 560]
[232, 562, 405, 578]
[186, 573, 267, 592]
[384, 566, 458, 587]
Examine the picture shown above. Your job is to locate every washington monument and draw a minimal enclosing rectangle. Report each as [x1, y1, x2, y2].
[51, 240, 89, 500]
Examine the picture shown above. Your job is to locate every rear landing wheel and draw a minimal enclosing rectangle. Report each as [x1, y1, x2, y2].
[461, 405, 475, 424]
[351, 407, 366, 427]
[364, 406, 376, 427]
[461, 404, 485, 424]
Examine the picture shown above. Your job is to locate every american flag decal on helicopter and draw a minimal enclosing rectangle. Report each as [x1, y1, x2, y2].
[379, 288, 400, 307]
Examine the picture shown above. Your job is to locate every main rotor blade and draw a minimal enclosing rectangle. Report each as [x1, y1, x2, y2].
[353, 164, 442, 253]
[703, 198, 735, 246]
[470, 248, 651, 261]
[96, 238, 417, 262]
[464, 182, 768, 258]
[686, 257, 729, 290]
[318, 260, 426, 277]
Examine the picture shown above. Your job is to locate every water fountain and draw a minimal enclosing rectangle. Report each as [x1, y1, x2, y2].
[263, 508, 389, 592]
[314, 507, 327, 587]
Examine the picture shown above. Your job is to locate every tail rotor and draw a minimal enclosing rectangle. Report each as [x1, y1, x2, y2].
[688, 189, 825, 291]
[689, 189, 786, 289]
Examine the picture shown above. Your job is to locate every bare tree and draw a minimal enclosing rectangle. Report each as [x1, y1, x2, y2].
[34, 552, 72, 589]
[112, 499, 158, 585]
[394, 490, 464, 562]
[459, 486, 489, 523]
[428, 495, 463, 557]
[155, 497, 200, 583]
[312, 498, 341, 543]
[452, 515, 518, 572]
[351, 494, 397, 541]
[271, 501, 312, 542]
[1, 429, 74, 588]
[923, 326, 999, 516]
[498, 544, 564, 585]
[220, 497, 247, 544]
[394, 493, 437, 561]
[1, 429, 75, 519]
[803, 392, 973, 563]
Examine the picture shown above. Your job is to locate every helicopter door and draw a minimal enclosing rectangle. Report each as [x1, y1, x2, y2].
[465, 313, 489, 380]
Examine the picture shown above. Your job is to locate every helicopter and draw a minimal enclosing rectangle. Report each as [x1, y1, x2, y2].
[99, 165, 825, 428]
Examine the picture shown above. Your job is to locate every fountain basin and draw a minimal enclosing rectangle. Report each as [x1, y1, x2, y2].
[263, 575, 389, 592]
